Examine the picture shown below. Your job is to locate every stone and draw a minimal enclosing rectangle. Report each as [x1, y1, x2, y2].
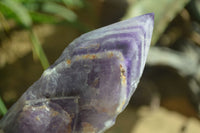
[0, 13, 154, 133]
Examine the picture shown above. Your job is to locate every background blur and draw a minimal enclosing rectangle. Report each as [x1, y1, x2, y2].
[0, 0, 200, 133]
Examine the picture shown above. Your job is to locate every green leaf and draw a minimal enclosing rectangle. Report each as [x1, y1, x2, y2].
[0, 97, 7, 116]
[0, 0, 32, 28]
[0, 2, 18, 20]
[62, 0, 84, 8]
[29, 30, 50, 70]
[62, 0, 73, 6]
[30, 11, 59, 24]
[42, 2, 77, 22]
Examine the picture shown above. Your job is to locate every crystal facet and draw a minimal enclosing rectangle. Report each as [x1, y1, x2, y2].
[0, 13, 154, 133]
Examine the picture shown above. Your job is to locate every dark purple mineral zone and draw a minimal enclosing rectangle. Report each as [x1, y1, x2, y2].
[0, 13, 154, 133]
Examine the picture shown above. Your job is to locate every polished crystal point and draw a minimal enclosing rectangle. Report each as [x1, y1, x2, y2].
[0, 13, 154, 133]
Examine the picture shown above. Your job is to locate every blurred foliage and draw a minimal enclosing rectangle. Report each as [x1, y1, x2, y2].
[123, 0, 190, 45]
[0, 0, 86, 116]
[187, 0, 200, 22]
[0, 0, 85, 27]
[0, 97, 7, 116]
[29, 29, 50, 69]
[0, 0, 32, 28]
[0, 0, 87, 69]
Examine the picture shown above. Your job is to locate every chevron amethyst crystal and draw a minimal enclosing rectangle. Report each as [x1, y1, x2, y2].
[0, 13, 154, 133]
